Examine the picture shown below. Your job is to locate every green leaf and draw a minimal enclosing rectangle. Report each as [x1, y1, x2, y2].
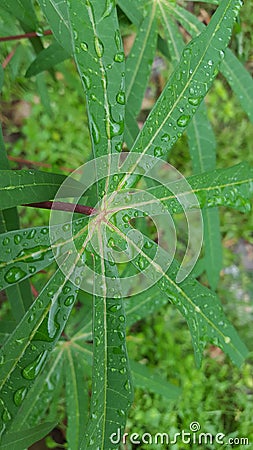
[0, 269, 78, 439]
[187, 103, 222, 290]
[0, 218, 89, 291]
[0, 0, 38, 29]
[0, 128, 34, 320]
[130, 360, 181, 400]
[168, 3, 253, 122]
[37, 0, 72, 54]
[67, 0, 125, 159]
[125, 3, 157, 120]
[0, 169, 81, 210]
[117, 0, 143, 26]
[107, 217, 248, 367]
[0, 421, 57, 450]
[9, 348, 64, 431]
[129, 0, 242, 159]
[81, 255, 133, 449]
[26, 41, 70, 77]
[147, 162, 253, 214]
[65, 347, 89, 450]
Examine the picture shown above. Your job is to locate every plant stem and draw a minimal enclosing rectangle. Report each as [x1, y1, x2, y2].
[0, 30, 52, 42]
[23, 201, 97, 216]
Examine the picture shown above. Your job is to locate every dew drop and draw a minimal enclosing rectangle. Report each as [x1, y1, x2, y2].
[22, 351, 48, 380]
[122, 214, 130, 223]
[154, 146, 163, 158]
[64, 295, 75, 306]
[108, 237, 115, 248]
[80, 41, 88, 51]
[82, 72, 91, 90]
[0, 355, 5, 365]
[40, 228, 49, 235]
[177, 114, 191, 127]
[114, 52, 125, 63]
[94, 36, 104, 58]
[161, 133, 170, 142]
[14, 234, 22, 245]
[114, 29, 121, 50]
[124, 380, 131, 391]
[224, 336, 231, 344]
[188, 96, 202, 106]
[13, 387, 27, 406]
[4, 267, 26, 284]
[2, 408, 11, 422]
[116, 91, 125, 105]
[91, 116, 101, 144]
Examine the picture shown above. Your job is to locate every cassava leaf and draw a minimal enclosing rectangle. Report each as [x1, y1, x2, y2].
[0, 421, 57, 450]
[0, 218, 89, 291]
[9, 348, 64, 432]
[26, 41, 70, 77]
[187, 103, 222, 290]
[66, 0, 126, 159]
[128, 0, 242, 159]
[168, 3, 253, 122]
[130, 360, 181, 400]
[0, 269, 78, 439]
[0, 169, 81, 210]
[107, 217, 248, 367]
[0, 0, 38, 29]
[64, 346, 89, 450]
[125, 3, 157, 122]
[160, 6, 222, 291]
[37, 0, 72, 54]
[0, 128, 34, 320]
[147, 162, 253, 214]
[81, 254, 133, 450]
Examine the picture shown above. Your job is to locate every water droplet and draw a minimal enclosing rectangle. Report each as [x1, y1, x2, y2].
[80, 41, 88, 51]
[28, 314, 35, 323]
[116, 91, 125, 105]
[119, 315, 125, 322]
[107, 116, 124, 138]
[224, 336, 231, 344]
[102, 0, 115, 18]
[117, 409, 125, 417]
[114, 52, 125, 63]
[94, 36, 104, 58]
[64, 295, 75, 306]
[17, 245, 52, 263]
[124, 380, 131, 391]
[82, 73, 91, 91]
[144, 241, 153, 249]
[137, 257, 145, 270]
[161, 133, 170, 142]
[154, 146, 163, 157]
[109, 304, 121, 312]
[40, 228, 49, 235]
[115, 142, 122, 152]
[2, 237, 10, 246]
[114, 29, 121, 50]
[14, 234, 22, 245]
[2, 408, 11, 422]
[4, 267, 26, 284]
[108, 237, 115, 248]
[0, 355, 5, 365]
[122, 214, 130, 223]
[91, 116, 100, 144]
[177, 115, 191, 127]
[22, 351, 48, 380]
[188, 96, 202, 106]
[14, 387, 27, 406]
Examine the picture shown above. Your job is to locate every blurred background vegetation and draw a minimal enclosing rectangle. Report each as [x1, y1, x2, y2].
[0, 1, 253, 448]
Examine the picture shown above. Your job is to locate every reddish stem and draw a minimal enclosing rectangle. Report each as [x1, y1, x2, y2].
[2, 49, 16, 68]
[23, 201, 97, 216]
[0, 30, 52, 42]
